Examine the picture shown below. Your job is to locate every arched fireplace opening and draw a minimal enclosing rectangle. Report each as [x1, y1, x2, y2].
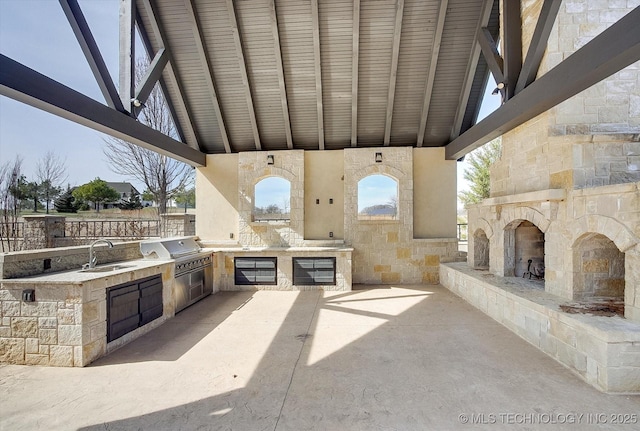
[572, 233, 625, 317]
[504, 220, 545, 282]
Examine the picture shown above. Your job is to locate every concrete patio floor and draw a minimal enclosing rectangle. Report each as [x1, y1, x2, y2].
[1, 285, 638, 430]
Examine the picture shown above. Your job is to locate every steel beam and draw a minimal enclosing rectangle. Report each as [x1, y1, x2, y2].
[445, 6, 640, 160]
[449, 0, 494, 141]
[0, 55, 205, 166]
[59, 0, 125, 113]
[383, 0, 404, 146]
[502, 0, 522, 100]
[136, 16, 186, 144]
[477, 27, 504, 88]
[417, 0, 448, 146]
[185, 0, 231, 153]
[137, 0, 200, 150]
[351, 0, 360, 147]
[515, 0, 562, 94]
[134, 48, 168, 108]
[119, 0, 135, 112]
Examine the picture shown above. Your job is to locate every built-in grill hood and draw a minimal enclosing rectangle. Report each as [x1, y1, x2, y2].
[140, 236, 202, 260]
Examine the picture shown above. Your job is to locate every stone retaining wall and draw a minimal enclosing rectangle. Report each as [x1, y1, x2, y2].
[440, 262, 640, 393]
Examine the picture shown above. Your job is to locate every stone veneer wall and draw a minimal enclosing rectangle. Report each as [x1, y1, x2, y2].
[467, 184, 640, 322]
[466, 1, 640, 321]
[196, 147, 460, 286]
[161, 213, 196, 238]
[213, 248, 352, 291]
[440, 263, 640, 393]
[22, 216, 65, 249]
[0, 263, 173, 366]
[0, 241, 143, 279]
[344, 147, 459, 284]
[238, 151, 305, 247]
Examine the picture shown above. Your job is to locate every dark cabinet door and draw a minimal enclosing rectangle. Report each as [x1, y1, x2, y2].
[108, 274, 163, 342]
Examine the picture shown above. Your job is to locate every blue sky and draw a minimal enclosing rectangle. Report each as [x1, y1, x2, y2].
[0, 0, 500, 203]
[358, 175, 397, 211]
[254, 177, 290, 209]
[0, 0, 141, 190]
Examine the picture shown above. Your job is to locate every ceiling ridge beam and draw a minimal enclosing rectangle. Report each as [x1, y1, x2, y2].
[502, 0, 522, 101]
[134, 48, 168, 109]
[449, 0, 494, 141]
[478, 27, 504, 87]
[417, 0, 448, 147]
[515, 0, 562, 94]
[119, 0, 135, 113]
[226, 0, 261, 151]
[59, 0, 126, 113]
[0, 54, 205, 166]
[383, 0, 404, 146]
[185, 0, 232, 153]
[270, 0, 293, 150]
[311, 0, 324, 150]
[351, 0, 360, 147]
[445, 6, 640, 160]
[138, 0, 200, 150]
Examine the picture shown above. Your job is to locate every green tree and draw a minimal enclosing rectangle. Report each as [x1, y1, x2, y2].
[118, 190, 143, 210]
[72, 178, 120, 212]
[54, 186, 78, 213]
[174, 187, 195, 212]
[141, 189, 155, 204]
[11, 175, 40, 212]
[458, 139, 502, 206]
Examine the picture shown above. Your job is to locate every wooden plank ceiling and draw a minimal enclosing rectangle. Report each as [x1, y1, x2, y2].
[136, 0, 499, 154]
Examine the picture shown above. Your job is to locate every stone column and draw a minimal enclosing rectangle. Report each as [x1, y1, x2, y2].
[160, 213, 196, 237]
[22, 215, 65, 249]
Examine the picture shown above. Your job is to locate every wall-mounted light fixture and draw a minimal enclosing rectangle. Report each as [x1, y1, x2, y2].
[267, 154, 274, 165]
[375, 152, 383, 163]
[131, 98, 145, 108]
[491, 82, 504, 95]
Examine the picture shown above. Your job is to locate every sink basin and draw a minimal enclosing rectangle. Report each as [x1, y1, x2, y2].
[80, 264, 134, 273]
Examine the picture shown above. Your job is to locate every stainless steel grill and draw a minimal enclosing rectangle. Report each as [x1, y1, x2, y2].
[140, 236, 213, 313]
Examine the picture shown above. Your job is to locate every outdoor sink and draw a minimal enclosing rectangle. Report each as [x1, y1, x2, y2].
[80, 264, 134, 273]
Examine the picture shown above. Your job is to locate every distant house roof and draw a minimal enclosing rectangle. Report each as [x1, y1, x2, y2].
[106, 182, 139, 197]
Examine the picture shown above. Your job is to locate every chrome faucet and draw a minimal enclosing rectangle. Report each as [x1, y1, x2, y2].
[84, 239, 114, 269]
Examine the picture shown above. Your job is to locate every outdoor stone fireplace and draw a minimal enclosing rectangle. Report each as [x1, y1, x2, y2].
[462, 0, 640, 321]
[505, 220, 545, 280]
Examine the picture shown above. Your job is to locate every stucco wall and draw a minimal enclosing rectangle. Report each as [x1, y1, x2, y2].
[196, 154, 239, 242]
[196, 147, 459, 285]
[413, 148, 457, 238]
[304, 150, 345, 240]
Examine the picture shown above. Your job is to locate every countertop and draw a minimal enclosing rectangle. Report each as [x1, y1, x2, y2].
[1, 258, 174, 285]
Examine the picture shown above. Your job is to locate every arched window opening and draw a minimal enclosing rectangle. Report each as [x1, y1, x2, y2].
[253, 177, 290, 222]
[357, 175, 398, 221]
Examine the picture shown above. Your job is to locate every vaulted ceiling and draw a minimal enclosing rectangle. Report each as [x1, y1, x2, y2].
[135, 0, 499, 154]
[1, 1, 638, 165]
